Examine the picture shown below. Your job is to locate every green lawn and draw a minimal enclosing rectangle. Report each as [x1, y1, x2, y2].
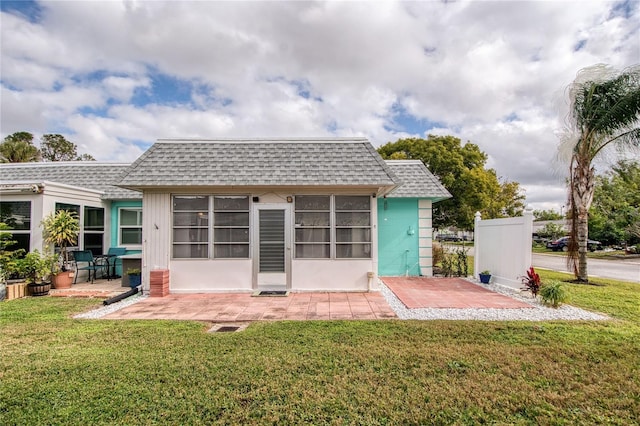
[1, 279, 639, 425]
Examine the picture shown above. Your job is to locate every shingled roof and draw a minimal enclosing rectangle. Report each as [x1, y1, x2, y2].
[0, 162, 141, 200]
[117, 138, 400, 190]
[384, 160, 451, 201]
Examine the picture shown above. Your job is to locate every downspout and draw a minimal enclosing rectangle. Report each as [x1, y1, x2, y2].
[367, 271, 374, 291]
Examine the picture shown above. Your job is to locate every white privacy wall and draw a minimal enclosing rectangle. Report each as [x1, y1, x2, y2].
[474, 209, 534, 289]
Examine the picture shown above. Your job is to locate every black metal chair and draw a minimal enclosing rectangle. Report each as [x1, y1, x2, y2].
[72, 250, 100, 284]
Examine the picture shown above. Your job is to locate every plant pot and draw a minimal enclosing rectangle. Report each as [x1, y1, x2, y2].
[128, 275, 141, 288]
[479, 273, 491, 284]
[28, 282, 51, 297]
[52, 271, 74, 289]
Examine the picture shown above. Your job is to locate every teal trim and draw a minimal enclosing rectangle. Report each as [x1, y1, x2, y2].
[377, 198, 421, 276]
[110, 200, 143, 276]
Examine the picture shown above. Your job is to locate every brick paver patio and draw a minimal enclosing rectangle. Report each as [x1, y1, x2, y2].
[382, 277, 533, 309]
[103, 291, 398, 321]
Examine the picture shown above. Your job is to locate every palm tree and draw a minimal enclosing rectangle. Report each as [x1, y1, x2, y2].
[0, 132, 41, 163]
[559, 64, 640, 282]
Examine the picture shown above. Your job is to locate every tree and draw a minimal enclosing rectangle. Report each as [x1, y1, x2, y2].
[41, 134, 95, 161]
[589, 160, 640, 246]
[0, 132, 41, 163]
[378, 136, 525, 230]
[559, 64, 640, 282]
[537, 223, 565, 241]
[533, 209, 564, 221]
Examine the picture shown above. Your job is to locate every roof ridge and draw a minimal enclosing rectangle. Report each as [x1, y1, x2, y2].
[155, 138, 369, 144]
[0, 162, 131, 167]
[384, 160, 424, 164]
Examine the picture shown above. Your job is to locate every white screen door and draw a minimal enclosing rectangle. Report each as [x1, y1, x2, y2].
[254, 205, 290, 289]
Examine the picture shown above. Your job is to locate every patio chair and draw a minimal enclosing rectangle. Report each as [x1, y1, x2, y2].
[72, 250, 100, 284]
[95, 247, 127, 280]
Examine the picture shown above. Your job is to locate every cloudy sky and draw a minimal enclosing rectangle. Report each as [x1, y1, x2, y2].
[1, 0, 638, 211]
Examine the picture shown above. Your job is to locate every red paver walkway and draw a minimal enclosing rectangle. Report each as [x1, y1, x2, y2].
[382, 277, 533, 309]
[102, 292, 398, 321]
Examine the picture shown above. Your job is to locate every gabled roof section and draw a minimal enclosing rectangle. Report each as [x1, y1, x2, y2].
[384, 160, 452, 201]
[118, 138, 399, 190]
[0, 162, 141, 200]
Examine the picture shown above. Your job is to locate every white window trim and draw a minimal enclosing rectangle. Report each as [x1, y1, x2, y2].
[118, 207, 143, 249]
[294, 195, 372, 260]
[171, 195, 251, 260]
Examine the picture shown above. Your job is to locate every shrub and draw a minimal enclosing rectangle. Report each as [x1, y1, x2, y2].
[540, 280, 568, 308]
[520, 267, 542, 297]
[432, 242, 444, 267]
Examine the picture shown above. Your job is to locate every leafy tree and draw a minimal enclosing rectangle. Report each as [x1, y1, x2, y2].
[41, 134, 95, 161]
[559, 64, 640, 282]
[589, 160, 640, 246]
[537, 223, 565, 240]
[378, 136, 524, 230]
[0, 132, 41, 163]
[533, 209, 564, 221]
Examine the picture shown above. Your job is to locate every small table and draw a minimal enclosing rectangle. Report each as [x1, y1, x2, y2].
[94, 254, 118, 280]
[120, 253, 142, 288]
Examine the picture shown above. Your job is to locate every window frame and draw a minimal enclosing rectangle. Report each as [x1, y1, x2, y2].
[171, 195, 251, 260]
[0, 200, 32, 254]
[53, 203, 106, 255]
[118, 207, 143, 249]
[293, 195, 372, 260]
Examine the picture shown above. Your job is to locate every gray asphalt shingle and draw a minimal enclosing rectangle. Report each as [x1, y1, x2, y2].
[0, 162, 141, 200]
[384, 160, 451, 200]
[117, 138, 399, 188]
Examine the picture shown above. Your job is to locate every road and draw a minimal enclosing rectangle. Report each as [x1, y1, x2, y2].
[532, 253, 640, 283]
[442, 244, 639, 282]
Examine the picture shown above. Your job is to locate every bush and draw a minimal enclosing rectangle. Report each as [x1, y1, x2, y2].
[432, 242, 444, 267]
[520, 267, 542, 297]
[540, 280, 568, 308]
[439, 247, 469, 277]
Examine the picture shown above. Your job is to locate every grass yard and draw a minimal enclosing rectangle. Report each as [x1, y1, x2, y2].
[1, 279, 639, 425]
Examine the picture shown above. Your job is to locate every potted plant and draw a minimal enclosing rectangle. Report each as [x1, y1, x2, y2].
[126, 268, 142, 288]
[17, 250, 51, 296]
[41, 210, 80, 289]
[478, 270, 492, 284]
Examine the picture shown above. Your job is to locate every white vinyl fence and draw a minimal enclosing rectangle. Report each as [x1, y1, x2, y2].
[474, 209, 534, 289]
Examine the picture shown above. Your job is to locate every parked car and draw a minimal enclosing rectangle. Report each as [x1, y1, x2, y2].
[546, 236, 602, 252]
[436, 234, 462, 242]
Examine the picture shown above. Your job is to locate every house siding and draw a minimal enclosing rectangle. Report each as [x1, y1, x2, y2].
[418, 199, 433, 277]
[377, 198, 420, 276]
[141, 192, 171, 290]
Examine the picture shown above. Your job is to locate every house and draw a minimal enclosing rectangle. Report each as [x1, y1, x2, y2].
[1, 138, 451, 293]
[378, 160, 451, 277]
[0, 162, 143, 275]
[117, 138, 450, 293]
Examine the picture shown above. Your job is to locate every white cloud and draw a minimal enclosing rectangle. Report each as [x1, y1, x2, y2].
[1, 0, 638, 212]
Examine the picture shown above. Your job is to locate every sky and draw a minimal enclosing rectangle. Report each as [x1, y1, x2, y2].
[1, 0, 639, 212]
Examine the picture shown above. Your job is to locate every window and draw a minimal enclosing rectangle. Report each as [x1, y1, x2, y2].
[172, 195, 250, 259]
[119, 208, 142, 246]
[0, 201, 31, 254]
[55, 202, 80, 216]
[294, 195, 371, 259]
[295, 196, 330, 258]
[173, 196, 209, 259]
[54, 203, 105, 254]
[335, 196, 371, 258]
[213, 196, 250, 258]
[83, 206, 104, 255]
